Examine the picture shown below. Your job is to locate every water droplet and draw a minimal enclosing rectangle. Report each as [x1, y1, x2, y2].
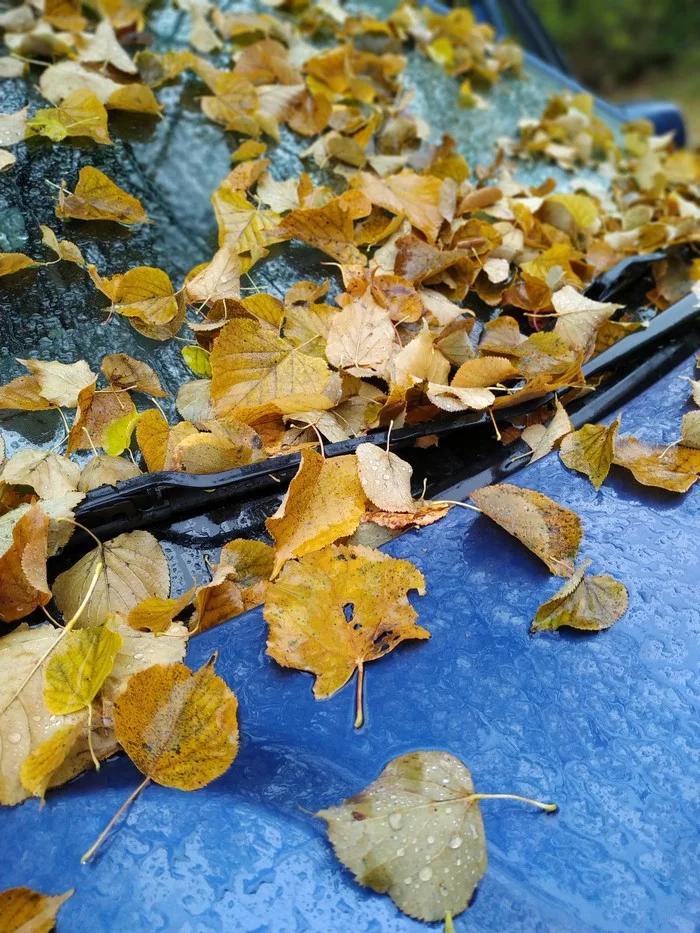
[403, 877, 412, 886]
[32, 715, 41, 723]
[7, 733, 21, 744]
[396, 847, 405, 857]
[418, 867, 433, 882]
[133, 652, 144, 661]
[467, 824, 478, 839]
[427, 835, 435, 845]
[444, 807, 452, 814]
[448, 835, 463, 849]
[388, 812, 403, 830]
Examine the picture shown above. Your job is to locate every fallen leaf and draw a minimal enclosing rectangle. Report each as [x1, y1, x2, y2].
[325, 294, 395, 378]
[67, 383, 135, 454]
[0, 505, 51, 623]
[0, 887, 74, 932]
[680, 410, 700, 449]
[559, 416, 620, 490]
[52, 530, 170, 627]
[190, 566, 244, 633]
[316, 751, 485, 922]
[79, 18, 137, 73]
[0, 376, 52, 412]
[173, 427, 258, 473]
[40, 225, 85, 266]
[361, 502, 450, 529]
[0, 150, 17, 171]
[176, 380, 215, 423]
[101, 354, 167, 397]
[552, 286, 622, 360]
[102, 266, 180, 326]
[18, 358, 95, 408]
[127, 588, 195, 633]
[27, 89, 112, 145]
[113, 658, 239, 789]
[521, 397, 573, 463]
[470, 483, 582, 576]
[217, 538, 274, 609]
[393, 324, 450, 388]
[353, 170, 455, 242]
[0, 253, 35, 278]
[531, 559, 628, 633]
[0, 448, 80, 498]
[266, 450, 367, 577]
[612, 436, 700, 493]
[44, 0, 85, 30]
[101, 407, 140, 457]
[426, 383, 495, 412]
[452, 356, 516, 389]
[356, 443, 414, 512]
[277, 190, 372, 265]
[0, 109, 27, 147]
[210, 318, 337, 419]
[265, 544, 427, 723]
[78, 454, 141, 492]
[20, 723, 83, 802]
[136, 408, 170, 472]
[184, 246, 241, 310]
[212, 186, 284, 261]
[56, 167, 149, 225]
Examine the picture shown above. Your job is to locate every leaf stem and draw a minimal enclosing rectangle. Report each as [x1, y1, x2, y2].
[466, 792, 557, 812]
[87, 703, 100, 771]
[434, 500, 482, 513]
[56, 516, 104, 550]
[81, 775, 151, 864]
[354, 661, 365, 729]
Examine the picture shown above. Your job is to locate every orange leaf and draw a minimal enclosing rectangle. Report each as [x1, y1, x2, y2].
[56, 167, 149, 225]
[0, 505, 51, 623]
[277, 190, 372, 265]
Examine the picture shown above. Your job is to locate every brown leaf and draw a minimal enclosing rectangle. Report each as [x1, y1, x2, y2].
[470, 483, 582, 576]
[277, 190, 372, 265]
[0, 505, 51, 623]
[56, 167, 149, 225]
[266, 449, 367, 577]
[452, 356, 516, 389]
[612, 436, 700, 493]
[101, 354, 167, 397]
[0, 886, 74, 932]
[531, 559, 628, 633]
[361, 502, 450, 529]
[190, 566, 245, 633]
[217, 538, 274, 609]
[67, 383, 135, 454]
[559, 416, 620, 490]
[352, 170, 455, 242]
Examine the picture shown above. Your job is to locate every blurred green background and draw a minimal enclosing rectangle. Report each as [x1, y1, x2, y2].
[533, 0, 700, 145]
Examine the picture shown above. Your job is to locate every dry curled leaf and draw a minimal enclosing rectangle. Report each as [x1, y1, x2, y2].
[266, 450, 367, 577]
[531, 559, 628, 633]
[56, 167, 149, 225]
[113, 658, 239, 789]
[470, 483, 582, 576]
[559, 416, 620, 490]
[520, 397, 573, 463]
[0, 505, 51, 623]
[52, 530, 170, 627]
[0, 886, 74, 933]
[265, 544, 427, 723]
[316, 751, 486, 921]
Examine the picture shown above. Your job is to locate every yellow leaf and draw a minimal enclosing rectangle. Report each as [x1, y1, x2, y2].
[44, 625, 123, 715]
[18, 358, 96, 408]
[20, 723, 83, 801]
[200, 71, 259, 134]
[559, 416, 620, 490]
[0, 887, 73, 932]
[277, 190, 372, 265]
[184, 246, 241, 311]
[173, 428, 258, 473]
[182, 346, 212, 378]
[40, 225, 85, 266]
[210, 318, 337, 420]
[52, 530, 170, 627]
[521, 397, 573, 463]
[44, 0, 85, 30]
[67, 382, 136, 454]
[27, 89, 112, 145]
[127, 588, 195, 633]
[543, 193, 599, 232]
[106, 83, 163, 115]
[266, 450, 367, 577]
[264, 544, 427, 723]
[551, 286, 623, 360]
[0, 376, 52, 411]
[136, 408, 170, 471]
[0, 253, 36, 277]
[190, 566, 244, 633]
[352, 170, 455, 243]
[612, 436, 700, 493]
[392, 324, 450, 388]
[56, 167, 149, 225]
[217, 538, 273, 609]
[0, 505, 51, 623]
[101, 353, 167, 397]
[426, 383, 495, 412]
[232, 139, 267, 161]
[356, 443, 415, 512]
[102, 407, 140, 456]
[103, 266, 180, 325]
[531, 559, 628, 633]
[113, 658, 239, 789]
[175, 380, 214, 424]
[451, 356, 517, 389]
[79, 19, 137, 74]
[212, 186, 284, 261]
[469, 483, 582, 577]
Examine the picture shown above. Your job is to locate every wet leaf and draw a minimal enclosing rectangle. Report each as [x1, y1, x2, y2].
[356, 443, 415, 512]
[182, 346, 212, 378]
[212, 186, 283, 261]
[0, 505, 51, 623]
[20, 723, 84, 802]
[426, 383, 495, 412]
[353, 170, 455, 243]
[265, 544, 427, 718]
[52, 530, 170, 627]
[470, 483, 582, 576]
[184, 246, 241, 309]
[40, 225, 85, 266]
[612, 436, 700, 493]
[520, 398, 573, 463]
[103, 266, 180, 326]
[217, 538, 274, 609]
[113, 658, 239, 789]
[18, 358, 95, 408]
[190, 566, 244, 633]
[0, 376, 52, 412]
[101, 354, 167, 397]
[680, 410, 700, 449]
[451, 356, 516, 389]
[531, 559, 628, 633]
[325, 294, 395, 378]
[0, 253, 36, 278]
[56, 167, 149, 225]
[0, 448, 80, 498]
[393, 324, 450, 388]
[552, 287, 622, 360]
[78, 454, 141, 492]
[316, 750, 485, 921]
[80, 18, 137, 73]
[136, 408, 170, 472]
[27, 89, 112, 145]
[67, 383, 136, 454]
[44, 625, 123, 716]
[0, 886, 73, 932]
[127, 588, 195, 634]
[266, 450, 367, 577]
[559, 416, 621, 490]
[102, 407, 140, 457]
[210, 318, 336, 420]
[277, 190, 372, 265]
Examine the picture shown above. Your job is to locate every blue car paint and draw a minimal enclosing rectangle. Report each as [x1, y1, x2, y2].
[1, 356, 698, 932]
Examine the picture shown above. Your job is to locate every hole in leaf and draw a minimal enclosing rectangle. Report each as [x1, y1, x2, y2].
[343, 602, 355, 622]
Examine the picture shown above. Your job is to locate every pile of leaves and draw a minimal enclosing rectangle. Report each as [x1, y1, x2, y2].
[0, 0, 699, 926]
